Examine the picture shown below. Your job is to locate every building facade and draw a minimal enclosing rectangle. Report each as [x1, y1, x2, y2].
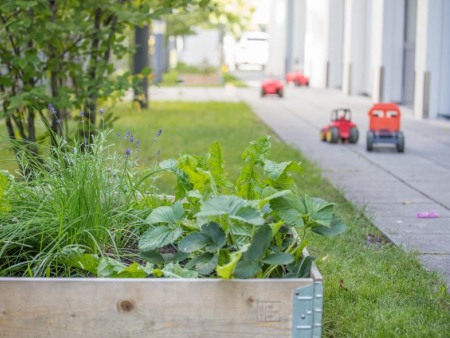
[267, 0, 450, 120]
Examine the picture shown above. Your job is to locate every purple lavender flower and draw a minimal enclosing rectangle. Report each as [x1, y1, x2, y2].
[125, 131, 131, 139]
[129, 135, 134, 143]
[156, 149, 161, 157]
[125, 148, 131, 157]
[80, 111, 85, 117]
[135, 140, 140, 148]
[117, 132, 121, 139]
[56, 118, 62, 124]
[48, 103, 57, 115]
[99, 108, 104, 114]
[156, 129, 162, 137]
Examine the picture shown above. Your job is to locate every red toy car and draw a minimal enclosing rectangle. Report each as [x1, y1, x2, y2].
[285, 72, 309, 86]
[320, 108, 359, 144]
[367, 103, 404, 152]
[261, 79, 284, 98]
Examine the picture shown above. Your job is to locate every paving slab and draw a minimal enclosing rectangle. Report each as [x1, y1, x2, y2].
[149, 85, 450, 290]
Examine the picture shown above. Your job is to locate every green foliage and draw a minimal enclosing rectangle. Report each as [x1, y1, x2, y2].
[0, 171, 13, 213]
[135, 136, 346, 279]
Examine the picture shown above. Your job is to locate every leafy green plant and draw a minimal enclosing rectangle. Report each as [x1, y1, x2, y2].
[137, 136, 347, 279]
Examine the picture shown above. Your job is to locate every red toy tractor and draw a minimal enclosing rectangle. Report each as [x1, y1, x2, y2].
[285, 72, 309, 86]
[366, 103, 404, 152]
[320, 108, 359, 144]
[261, 78, 284, 98]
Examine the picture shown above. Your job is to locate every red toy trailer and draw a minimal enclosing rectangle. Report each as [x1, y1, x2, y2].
[320, 108, 359, 144]
[261, 79, 284, 98]
[366, 103, 404, 152]
[285, 72, 309, 86]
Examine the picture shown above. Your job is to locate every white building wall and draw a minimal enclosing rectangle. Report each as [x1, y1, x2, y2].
[178, 28, 220, 68]
[342, 0, 369, 95]
[327, 0, 344, 89]
[414, 0, 450, 119]
[304, 0, 330, 87]
[291, 0, 306, 72]
[267, 0, 287, 77]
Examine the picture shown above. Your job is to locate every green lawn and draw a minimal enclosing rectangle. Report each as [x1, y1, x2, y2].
[1, 101, 449, 336]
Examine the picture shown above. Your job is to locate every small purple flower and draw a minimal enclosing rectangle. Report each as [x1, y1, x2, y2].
[125, 148, 131, 157]
[117, 132, 121, 139]
[99, 108, 104, 114]
[48, 103, 57, 115]
[156, 149, 161, 157]
[80, 111, 85, 117]
[135, 140, 140, 148]
[129, 135, 134, 143]
[125, 131, 131, 139]
[56, 118, 62, 124]
[156, 129, 162, 137]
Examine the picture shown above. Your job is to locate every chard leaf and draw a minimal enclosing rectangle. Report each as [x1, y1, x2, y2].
[233, 261, 261, 278]
[216, 251, 242, 279]
[115, 262, 148, 278]
[178, 154, 209, 193]
[207, 141, 232, 192]
[59, 247, 99, 275]
[139, 226, 183, 251]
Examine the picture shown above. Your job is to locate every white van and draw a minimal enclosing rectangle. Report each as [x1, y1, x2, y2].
[233, 31, 268, 70]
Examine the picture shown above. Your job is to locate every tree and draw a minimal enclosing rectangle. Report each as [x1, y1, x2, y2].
[0, 0, 210, 172]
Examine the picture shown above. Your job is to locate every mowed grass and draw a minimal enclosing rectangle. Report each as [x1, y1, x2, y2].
[1, 101, 449, 336]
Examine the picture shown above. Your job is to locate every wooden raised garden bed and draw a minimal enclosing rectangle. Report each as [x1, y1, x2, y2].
[0, 262, 322, 338]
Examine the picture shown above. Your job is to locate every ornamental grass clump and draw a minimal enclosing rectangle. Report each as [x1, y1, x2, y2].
[0, 122, 163, 277]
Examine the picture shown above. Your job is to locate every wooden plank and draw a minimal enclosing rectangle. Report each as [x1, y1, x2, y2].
[0, 278, 313, 338]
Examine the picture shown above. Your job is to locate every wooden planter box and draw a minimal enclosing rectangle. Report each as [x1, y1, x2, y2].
[0, 263, 323, 338]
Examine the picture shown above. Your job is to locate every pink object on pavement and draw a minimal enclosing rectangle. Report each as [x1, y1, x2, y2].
[417, 211, 439, 219]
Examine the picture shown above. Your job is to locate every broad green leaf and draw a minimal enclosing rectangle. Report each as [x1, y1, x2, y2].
[312, 215, 347, 236]
[262, 253, 294, 265]
[207, 141, 232, 192]
[139, 226, 183, 251]
[139, 250, 165, 264]
[186, 252, 218, 275]
[263, 160, 302, 181]
[244, 224, 272, 262]
[178, 232, 208, 253]
[146, 201, 185, 226]
[97, 258, 126, 278]
[290, 256, 314, 278]
[178, 154, 209, 191]
[216, 251, 242, 279]
[162, 263, 198, 278]
[270, 192, 305, 228]
[115, 262, 148, 278]
[304, 196, 335, 227]
[196, 195, 264, 226]
[233, 261, 261, 278]
[59, 247, 99, 275]
[201, 222, 226, 252]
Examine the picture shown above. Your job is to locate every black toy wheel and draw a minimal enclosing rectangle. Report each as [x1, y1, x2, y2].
[397, 131, 405, 153]
[260, 89, 266, 97]
[367, 131, 375, 151]
[320, 130, 327, 142]
[326, 127, 339, 143]
[349, 127, 359, 144]
[277, 89, 284, 98]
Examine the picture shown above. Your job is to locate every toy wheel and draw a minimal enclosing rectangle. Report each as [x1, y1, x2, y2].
[277, 89, 284, 98]
[294, 80, 301, 87]
[260, 89, 266, 97]
[367, 131, 375, 151]
[397, 132, 405, 153]
[349, 127, 359, 144]
[326, 127, 339, 143]
[320, 130, 327, 142]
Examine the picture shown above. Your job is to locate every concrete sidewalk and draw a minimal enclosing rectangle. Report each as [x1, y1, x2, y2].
[149, 85, 450, 288]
